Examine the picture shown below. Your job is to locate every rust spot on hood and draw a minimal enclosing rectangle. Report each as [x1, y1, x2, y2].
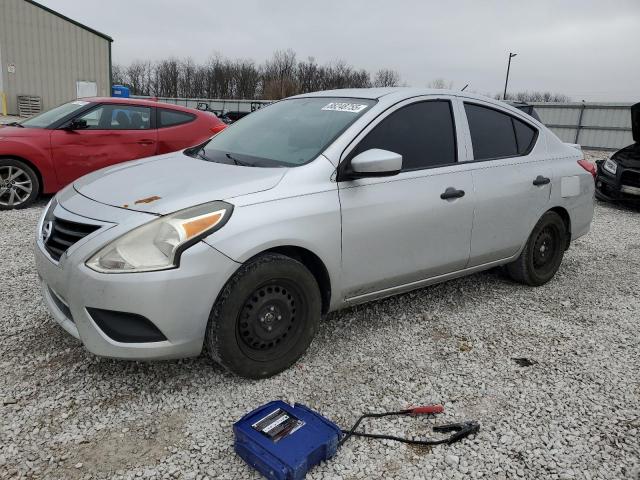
[134, 195, 162, 205]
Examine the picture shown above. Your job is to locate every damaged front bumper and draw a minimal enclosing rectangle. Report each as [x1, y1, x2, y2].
[34, 195, 241, 360]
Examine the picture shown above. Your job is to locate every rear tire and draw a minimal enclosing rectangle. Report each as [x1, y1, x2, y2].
[0, 158, 40, 210]
[506, 211, 567, 286]
[205, 253, 321, 379]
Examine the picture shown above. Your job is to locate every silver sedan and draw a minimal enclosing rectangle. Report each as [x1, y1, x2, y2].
[34, 88, 595, 378]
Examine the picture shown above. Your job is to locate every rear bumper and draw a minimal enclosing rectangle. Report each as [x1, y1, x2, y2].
[35, 199, 241, 360]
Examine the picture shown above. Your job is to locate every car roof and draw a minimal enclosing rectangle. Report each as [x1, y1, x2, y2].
[83, 97, 197, 112]
[291, 88, 545, 129]
[289, 87, 502, 104]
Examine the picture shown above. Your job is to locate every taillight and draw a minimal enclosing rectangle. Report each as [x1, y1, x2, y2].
[577, 159, 596, 178]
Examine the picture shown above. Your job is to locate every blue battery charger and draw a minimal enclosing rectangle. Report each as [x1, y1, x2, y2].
[234, 401, 479, 479]
[233, 400, 342, 480]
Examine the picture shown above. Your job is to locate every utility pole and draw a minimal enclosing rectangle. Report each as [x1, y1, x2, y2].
[503, 52, 517, 100]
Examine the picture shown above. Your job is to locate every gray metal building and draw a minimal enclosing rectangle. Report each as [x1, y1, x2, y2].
[0, 0, 112, 116]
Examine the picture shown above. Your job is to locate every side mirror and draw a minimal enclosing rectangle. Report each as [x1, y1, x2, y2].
[65, 119, 88, 130]
[340, 149, 402, 180]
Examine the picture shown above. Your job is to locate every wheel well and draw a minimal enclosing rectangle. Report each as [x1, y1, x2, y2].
[548, 206, 571, 249]
[0, 155, 44, 194]
[264, 246, 331, 315]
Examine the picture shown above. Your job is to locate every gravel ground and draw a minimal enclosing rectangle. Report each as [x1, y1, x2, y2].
[1, 151, 639, 480]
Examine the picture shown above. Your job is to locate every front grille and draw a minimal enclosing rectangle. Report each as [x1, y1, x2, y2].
[621, 170, 640, 188]
[44, 217, 100, 261]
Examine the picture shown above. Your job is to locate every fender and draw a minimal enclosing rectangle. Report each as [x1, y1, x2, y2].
[202, 190, 343, 311]
[0, 135, 59, 193]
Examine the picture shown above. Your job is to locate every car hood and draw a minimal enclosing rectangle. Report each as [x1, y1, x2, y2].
[73, 151, 287, 214]
[611, 142, 640, 169]
[0, 125, 47, 138]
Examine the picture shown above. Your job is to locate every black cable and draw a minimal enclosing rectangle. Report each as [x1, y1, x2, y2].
[339, 411, 479, 447]
[340, 430, 458, 446]
[338, 411, 404, 447]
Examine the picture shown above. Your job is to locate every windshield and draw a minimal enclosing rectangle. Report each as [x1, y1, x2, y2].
[21, 100, 93, 128]
[195, 97, 376, 167]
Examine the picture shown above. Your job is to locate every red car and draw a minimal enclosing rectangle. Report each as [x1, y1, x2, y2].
[0, 98, 226, 209]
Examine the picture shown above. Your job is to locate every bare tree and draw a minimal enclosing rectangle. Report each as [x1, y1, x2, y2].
[373, 69, 400, 87]
[427, 78, 453, 89]
[263, 49, 298, 99]
[297, 57, 321, 93]
[233, 59, 261, 99]
[114, 50, 400, 100]
[497, 91, 571, 102]
[112, 63, 126, 86]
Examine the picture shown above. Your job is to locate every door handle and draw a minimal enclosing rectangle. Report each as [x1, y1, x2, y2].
[137, 139, 155, 145]
[533, 175, 551, 186]
[440, 187, 465, 200]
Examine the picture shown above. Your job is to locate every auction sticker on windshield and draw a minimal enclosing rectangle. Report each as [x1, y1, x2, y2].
[322, 102, 369, 113]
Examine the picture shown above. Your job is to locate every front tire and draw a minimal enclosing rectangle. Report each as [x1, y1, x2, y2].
[205, 253, 321, 379]
[506, 211, 567, 286]
[0, 158, 40, 210]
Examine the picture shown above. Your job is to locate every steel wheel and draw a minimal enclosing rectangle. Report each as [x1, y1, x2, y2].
[236, 280, 305, 362]
[0, 165, 34, 207]
[532, 225, 559, 275]
[505, 211, 567, 286]
[205, 253, 321, 378]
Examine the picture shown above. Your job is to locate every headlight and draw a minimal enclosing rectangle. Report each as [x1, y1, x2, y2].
[603, 158, 618, 175]
[86, 201, 232, 273]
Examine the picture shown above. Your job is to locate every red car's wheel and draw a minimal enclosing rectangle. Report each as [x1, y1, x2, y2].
[0, 158, 40, 210]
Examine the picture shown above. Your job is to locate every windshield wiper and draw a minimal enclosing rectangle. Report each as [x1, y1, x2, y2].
[225, 153, 253, 167]
[5, 122, 24, 128]
[193, 147, 209, 161]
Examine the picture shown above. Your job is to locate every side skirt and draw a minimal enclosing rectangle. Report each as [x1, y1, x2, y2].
[341, 256, 518, 308]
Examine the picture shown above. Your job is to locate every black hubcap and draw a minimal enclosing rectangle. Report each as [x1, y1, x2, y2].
[237, 281, 304, 361]
[533, 226, 557, 271]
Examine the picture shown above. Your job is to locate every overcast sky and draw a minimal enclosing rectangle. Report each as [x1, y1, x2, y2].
[40, 0, 640, 101]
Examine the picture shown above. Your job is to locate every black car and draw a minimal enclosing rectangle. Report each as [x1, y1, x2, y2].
[595, 103, 640, 204]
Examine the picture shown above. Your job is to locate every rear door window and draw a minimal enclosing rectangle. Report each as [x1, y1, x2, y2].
[350, 100, 457, 170]
[464, 103, 537, 160]
[513, 118, 536, 154]
[159, 109, 196, 128]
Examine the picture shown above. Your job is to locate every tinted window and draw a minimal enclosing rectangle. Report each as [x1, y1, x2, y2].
[513, 117, 536, 153]
[77, 104, 151, 130]
[465, 103, 537, 160]
[159, 109, 196, 128]
[351, 100, 456, 170]
[465, 104, 517, 159]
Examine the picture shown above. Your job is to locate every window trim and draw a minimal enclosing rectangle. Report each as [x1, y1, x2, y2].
[157, 108, 197, 129]
[65, 103, 154, 131]
[338, 98, 459, 179]
[463, 101, 539, 162]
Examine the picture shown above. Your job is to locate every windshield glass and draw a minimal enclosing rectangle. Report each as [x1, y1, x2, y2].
[196, 97, 376, 167]
[21, 100, 93, 128]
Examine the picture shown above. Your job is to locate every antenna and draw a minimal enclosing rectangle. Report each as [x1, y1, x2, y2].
[461, 84, 469, 92]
